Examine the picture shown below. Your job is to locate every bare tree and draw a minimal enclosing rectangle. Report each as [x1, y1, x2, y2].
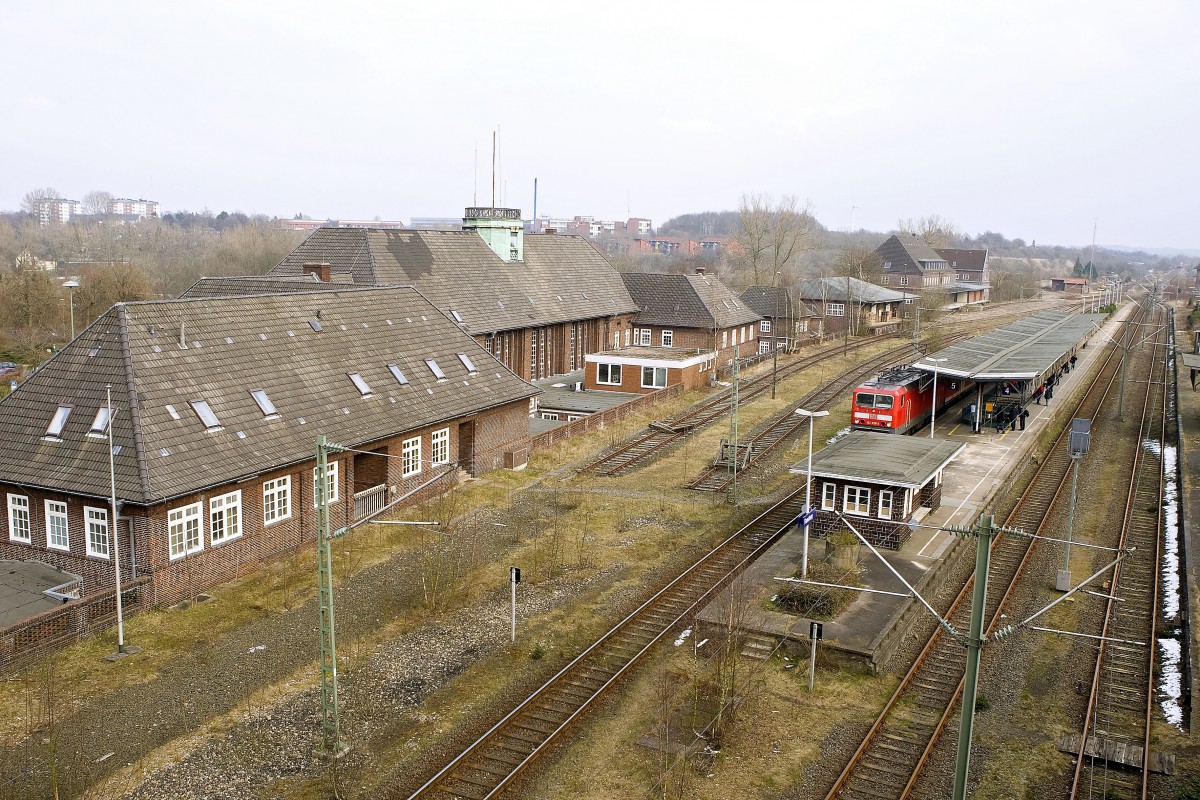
[737, 194, 819, 286]
[898, 214, 961, 248]
[20, 187, 61, 214]
[81, 190, 114, 216]
[736, 194, 771, 285]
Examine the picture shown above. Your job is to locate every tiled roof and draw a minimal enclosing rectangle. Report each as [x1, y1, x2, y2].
[738, 285, 790, 318]
[621, 273, 761, 329]
[934, 248, 988, 271]
[0, 288, 538, 505]
[794, 276, 912, 304]
[875, 234, 947, 272]
[791, 430, 964, 489]
[180, 275, 358, 299]
[266, 229, 639, 335]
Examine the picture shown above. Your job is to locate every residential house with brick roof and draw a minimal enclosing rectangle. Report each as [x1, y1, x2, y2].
[873, 234, 990, 308]
[242, 207, 641, 383]
[0, 287, 537, 605]
[793, 276, 913, 337]
[619, 269, 762, 363]
[739, 285, 808, 353]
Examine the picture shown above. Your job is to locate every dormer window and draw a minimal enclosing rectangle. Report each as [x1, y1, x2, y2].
[457, 353, 478, 374]
[425, 359, 447, 380]
[250, 389, 279, 418]
[88, 406, 114, 437]
[189, 399, 222, 431]
[348, 373, 373, 397]
[45, 406, 72, 439]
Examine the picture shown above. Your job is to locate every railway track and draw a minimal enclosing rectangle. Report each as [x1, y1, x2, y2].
[1069, 308, 1172, 800]
[823, 303, 1150, 800]
[685, 345, 927, 492]
[584, 306, 1041, 479]
[406, 492, 809, 800]
[582, 335, 904, 476]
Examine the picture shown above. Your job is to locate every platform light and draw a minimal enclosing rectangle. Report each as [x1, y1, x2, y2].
[794, 408, 830, 578]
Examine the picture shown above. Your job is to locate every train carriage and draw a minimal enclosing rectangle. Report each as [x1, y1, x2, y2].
[851, 365, 972, 435]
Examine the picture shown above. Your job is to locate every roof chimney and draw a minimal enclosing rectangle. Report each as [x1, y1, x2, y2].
[302, 262, 332, 282]
[696, 267, 706, 275]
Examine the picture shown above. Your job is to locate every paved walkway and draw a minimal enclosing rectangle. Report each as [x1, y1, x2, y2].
[697, 304, 1131, 666]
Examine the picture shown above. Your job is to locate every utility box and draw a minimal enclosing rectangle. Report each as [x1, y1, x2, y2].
[1069, 419, 1091, 456]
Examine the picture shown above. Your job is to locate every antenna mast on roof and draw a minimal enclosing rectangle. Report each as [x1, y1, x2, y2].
[473, 140, 478, 207]
[491, 130, 496, 208]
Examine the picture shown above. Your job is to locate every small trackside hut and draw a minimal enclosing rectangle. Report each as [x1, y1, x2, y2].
[790, 432, 964, 550]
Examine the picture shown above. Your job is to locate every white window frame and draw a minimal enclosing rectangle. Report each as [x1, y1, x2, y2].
[624, 328, 631, 346]
[844, 485, 871, 516]
[7, 494, 31, 543]
[402, 436, 422, 477]
[263, 476, 292, 526]
[638, 328, 652, 346]
[431, 428, 450, 466]
[879, 490, 893, 520]
[661, 330, 673, 347]
[760, 319, 771, 333]
[641, 366, 667, 389]
[821, 482, 836, 511]
[722, 331, 728, 348]
[313, 461, 339, 506]
[45, 499, 69, 551]
[85, 506, 110, 559]
[899, 275, 909, 286]
[826, 303, 845, 317]
[168, 501, 203, 560]
[209, 490, 242, 545]
[597, 363, 622, 385]
[759, 340, 772, 354]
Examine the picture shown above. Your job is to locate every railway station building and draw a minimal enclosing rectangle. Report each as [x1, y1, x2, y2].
[0, 287, 538, 606]
[186, 207, 642, 383]
[792, 276, 911, 337]
[911, 309, 1105, 433]
[790, 432, 964, 550]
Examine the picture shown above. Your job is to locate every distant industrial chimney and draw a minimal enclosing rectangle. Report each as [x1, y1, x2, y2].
[302, 262, 332, 282]
[462, 207, 523, 262]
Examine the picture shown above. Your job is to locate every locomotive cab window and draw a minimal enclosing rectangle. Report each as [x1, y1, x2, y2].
[856, 393, 894, 409]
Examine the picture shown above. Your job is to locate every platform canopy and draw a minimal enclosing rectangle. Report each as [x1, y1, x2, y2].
[790, 431, 964, 490]
[913, 310, 1105, 381]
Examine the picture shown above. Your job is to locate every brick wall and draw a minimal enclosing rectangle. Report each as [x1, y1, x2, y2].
[2, 400, 533, 608]
[806, 475, 916, 550]
[475, 314, 638, 381]
[629, 324, 757, 364]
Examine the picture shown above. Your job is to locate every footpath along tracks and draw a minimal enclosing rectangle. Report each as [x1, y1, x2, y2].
[822, 304, 1152, 800]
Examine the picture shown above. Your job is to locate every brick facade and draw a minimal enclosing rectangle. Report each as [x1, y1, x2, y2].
[475, 313, 637, 381]
[1, 401, 530, 607]
[805, 473, 943, 551]
[628, 323, 758, 364]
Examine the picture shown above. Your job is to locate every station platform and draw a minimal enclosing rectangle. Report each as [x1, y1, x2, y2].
[696, 304, 1133, 672]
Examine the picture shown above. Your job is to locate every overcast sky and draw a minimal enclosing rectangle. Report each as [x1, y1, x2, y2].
[5, 1, 1197, 250]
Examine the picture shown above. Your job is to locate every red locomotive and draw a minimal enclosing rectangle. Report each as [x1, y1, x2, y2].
[851, 365, 973, 435]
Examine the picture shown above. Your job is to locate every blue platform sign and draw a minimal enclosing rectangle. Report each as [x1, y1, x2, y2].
[798, 508, 816, 527]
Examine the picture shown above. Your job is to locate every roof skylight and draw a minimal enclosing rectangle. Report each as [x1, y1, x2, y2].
[189, 399, 222, 431]
[450, 309, 464, 323]
[309, 319, 323, 332]
[457, 353, 478, 374]
[425, 359, 447, 380]
[250, 389, 279, 417]
[349, 373, 373, 397]
[88, 406, 114, 437]
[388, 364, 409, 385]
[45, 406, 72, 439]
[165, 404, 181, 420]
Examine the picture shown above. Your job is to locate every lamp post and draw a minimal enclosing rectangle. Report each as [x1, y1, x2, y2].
[795, 408, 830, 578]
[928, 358, 947, 439]
[63, 280, 80, 340]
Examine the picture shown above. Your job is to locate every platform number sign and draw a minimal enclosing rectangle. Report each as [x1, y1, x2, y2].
[798, 508, 816, 528]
